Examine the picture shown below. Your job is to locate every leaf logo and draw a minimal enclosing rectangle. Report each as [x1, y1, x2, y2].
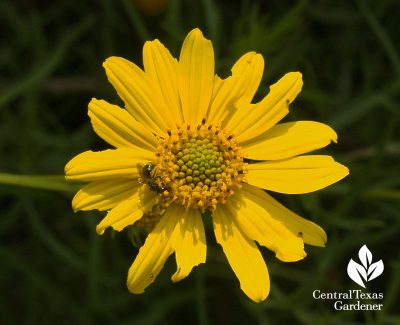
[347, 245, 384, 288]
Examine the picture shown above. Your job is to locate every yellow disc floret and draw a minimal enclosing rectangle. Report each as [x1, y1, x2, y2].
[154, 121, 245, 211]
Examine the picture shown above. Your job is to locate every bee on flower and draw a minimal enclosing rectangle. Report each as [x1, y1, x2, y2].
[65, 28, 348, 302]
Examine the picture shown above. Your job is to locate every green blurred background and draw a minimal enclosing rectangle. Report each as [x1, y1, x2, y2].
[1, 0, 399, 324]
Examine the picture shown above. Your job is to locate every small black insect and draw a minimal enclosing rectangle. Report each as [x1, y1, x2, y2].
[141, 162, 167, 194]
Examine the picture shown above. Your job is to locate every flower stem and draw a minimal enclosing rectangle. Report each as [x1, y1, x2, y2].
[0, 173, 78, 193]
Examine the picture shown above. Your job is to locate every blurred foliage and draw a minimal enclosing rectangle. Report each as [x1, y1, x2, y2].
[1, 0, 400, 324]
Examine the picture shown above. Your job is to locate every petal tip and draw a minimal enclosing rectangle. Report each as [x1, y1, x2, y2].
[126, 281, 145, 294]
[88, 97, 100, 107]
[247, 288, 270, 303]
[102, 56, 123, 69]
[275, 247, 307, 262]
[71, 198, 81, 213]
[96, 219, 109, 236]
[337, 164, 350, 179]
[102, 58, 111, 69]
[64, 158, 75, 176]
[310, 227, 328, 247]
[171, 273, 182, 283]
[290, 71, 304, 89]
[292, 71, 303, 79]
[189, 27, 203, 35]
[95, 224, 106, 235]
[325, 124, 338, 143]
[144, 38, 162, 49]
[185, 28, 210, 43]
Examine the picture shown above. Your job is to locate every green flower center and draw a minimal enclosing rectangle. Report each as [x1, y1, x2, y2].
[154, 122, 245, 211]
[176, 137, 226, 188]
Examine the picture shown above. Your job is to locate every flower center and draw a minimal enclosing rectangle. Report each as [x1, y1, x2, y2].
[154, 122, 245, 211]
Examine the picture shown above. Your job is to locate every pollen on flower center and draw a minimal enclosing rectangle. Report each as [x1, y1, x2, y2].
[154, 121, 245, 211]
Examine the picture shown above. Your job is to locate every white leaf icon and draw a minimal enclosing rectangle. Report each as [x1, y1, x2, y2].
[358, 245, 372, 269]
[347, 259, 367, 288]
[367, 260, 384, 281]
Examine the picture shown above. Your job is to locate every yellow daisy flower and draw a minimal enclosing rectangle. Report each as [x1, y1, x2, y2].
[65, 28, 349, 302]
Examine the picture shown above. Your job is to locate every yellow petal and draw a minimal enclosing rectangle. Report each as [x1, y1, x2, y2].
[171, 206, 206, 282]
[211, 75, 224, 102]
[241, 121, 338, 160]
[225, 190, 306, 262]
[246, 155, 349, 194]
[88, 98, 158, 151]
[213, 205, 270, 302]
[179, 28, 214, 125]
[230, 52, 264, 104]
[208, 52, 264, 125]
[206, 74, 229, 123]
[96, 188, 157, 235]
[65, 148, 154, 181]
[72, 179, 139, 212]
[227, 72, 303, 143]
[242, 184, 327, 247]
[143, 39, 184, 125]
[127, 206, 179, 293]
[103, 56, 174, 135]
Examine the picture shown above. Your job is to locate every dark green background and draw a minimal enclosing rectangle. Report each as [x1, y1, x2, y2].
[1, 0, 399, 324]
